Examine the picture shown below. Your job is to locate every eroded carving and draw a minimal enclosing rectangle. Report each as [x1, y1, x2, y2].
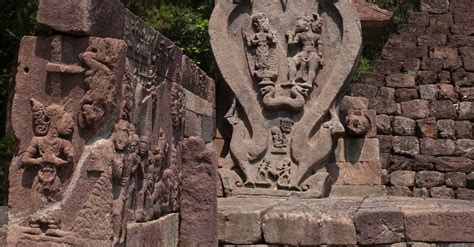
[78, 39, 124, 130]
[345, 111, 372, 137]
[22, 99, 75, 203]
[171, 84, 186, 127]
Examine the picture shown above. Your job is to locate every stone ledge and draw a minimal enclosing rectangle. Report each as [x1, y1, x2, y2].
[218, 197, 474, 245]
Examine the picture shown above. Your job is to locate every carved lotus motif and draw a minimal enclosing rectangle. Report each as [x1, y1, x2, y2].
[210, 0, 362, 197]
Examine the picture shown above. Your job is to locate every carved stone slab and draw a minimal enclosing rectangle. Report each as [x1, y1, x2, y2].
[8, 33, 184, 246]
[210, 0, 362, 197]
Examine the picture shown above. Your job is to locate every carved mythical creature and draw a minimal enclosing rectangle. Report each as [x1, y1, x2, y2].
[286, 13, 323, 89]
[22, 99, 75, 203]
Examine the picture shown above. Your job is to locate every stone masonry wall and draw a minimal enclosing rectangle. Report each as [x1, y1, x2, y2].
[344, 0, 474, 200]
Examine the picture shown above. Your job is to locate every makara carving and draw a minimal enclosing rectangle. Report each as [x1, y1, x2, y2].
[210, 0, 362, 197]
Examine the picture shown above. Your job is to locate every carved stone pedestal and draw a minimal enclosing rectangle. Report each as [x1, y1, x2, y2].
[328, 138, 386, 197]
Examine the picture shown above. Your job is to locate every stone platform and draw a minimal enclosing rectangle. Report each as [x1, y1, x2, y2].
[218, 196, 474, 246]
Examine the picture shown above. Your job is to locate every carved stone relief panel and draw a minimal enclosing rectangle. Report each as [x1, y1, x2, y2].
[210, 0, 362, 197]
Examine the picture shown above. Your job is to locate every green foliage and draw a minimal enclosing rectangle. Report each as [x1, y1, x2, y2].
[354, 0, 419, 81]
[122, 0, 214, 74]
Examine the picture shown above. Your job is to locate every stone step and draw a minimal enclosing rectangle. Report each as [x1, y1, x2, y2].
[218, 196, 474, 245]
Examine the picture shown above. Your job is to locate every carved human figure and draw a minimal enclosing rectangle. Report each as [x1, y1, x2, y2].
[22, 99, 75, 204]
[246, 12, 277, 84]
[110, 120, 132, 245]
[277, 159, 292, 187]
[134, 135, 150, 221]
[256, 159, 272, 184]
[271, 126, 287, 149]
[286, 13, 323, 89]
[144, 128, 169, 221]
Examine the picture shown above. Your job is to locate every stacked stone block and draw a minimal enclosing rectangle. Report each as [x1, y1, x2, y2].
[346, 0, 474, 200]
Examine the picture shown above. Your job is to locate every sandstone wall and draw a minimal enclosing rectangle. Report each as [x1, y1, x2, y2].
[344, 0, 474, 199]
[7, 0, 217, 245]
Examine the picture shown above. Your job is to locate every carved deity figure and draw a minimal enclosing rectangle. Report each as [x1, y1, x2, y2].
[286, 13, 323, 89]
[256, 159, 273, 184]
[277, 159, 292, 187]
[22, 99, 75, 204]
[271, 127, 287, 149]
[134, 135, 150, 221]
[246, 12, 277, 84]
[143, 128, 169, 221]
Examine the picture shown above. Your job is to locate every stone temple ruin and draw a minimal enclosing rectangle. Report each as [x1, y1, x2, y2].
[1, 0, 474, 246]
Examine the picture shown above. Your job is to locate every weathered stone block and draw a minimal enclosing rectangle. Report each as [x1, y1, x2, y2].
[395, 88, 419, 102]
[408, 12, 430, 26]
[419, 85, 438, 101]
[180, 137, 218, 247]
[420, 139, 456, 156]
[417, 117, 438, 138]
[382, 47, 407, 61]
[401, 100, 430, 119]
[340, 96, 369, 111]
[438, 71, 452, 84]
[460, 47, 474, 71]
[386, 74, 416, 88]
[418, 34, 447, 47]
[126, 214, 179, 247]
[437, 119, 455, 139]
[435, 156, 474, 173]
[438, 84, 459, 102]
[390, 171, 416, 187]
[390, 155, 414, 171]
[37, 0, 125, 37]
[334, 138, 380, 163]
[456, 139, 474, 159]
[455, 121, 473, 139]
[361, 72, 386, 87]
[403, 58, 421, 72]
[407, 46, 428, 58]
[355, 200, 405, 245]
[430, 100, 457, 119]
[332, 161, 382, 186]
[349, 83, 378, 98]
[377, 115, 392, 135]
[459, 87, 474, 101]
[445, 172, 467, 188]
[421, 57, 445, 73]
[459, 101, 474, 120]
[374, 60, 402, 74]
[430, 186, 455, 198]
[393, 116, 416, 136]
[218, 197, 284, 244]
[388, 186, 413, 197]
[413, 188, 430, 197]
[404, 200, 474, 242]
[413, 155, 436, 171]
[417, 71, 438, 84]
[420, 0, 449, 13]
[393, 136, 420, 157]
[262, 199, 360, 245]
[456, 188, 474, 200]
[449, 35, 474, 47]
[378, 87, 396, 101]
[370, 98, 398, 115]
[416, 171, 445, 188]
